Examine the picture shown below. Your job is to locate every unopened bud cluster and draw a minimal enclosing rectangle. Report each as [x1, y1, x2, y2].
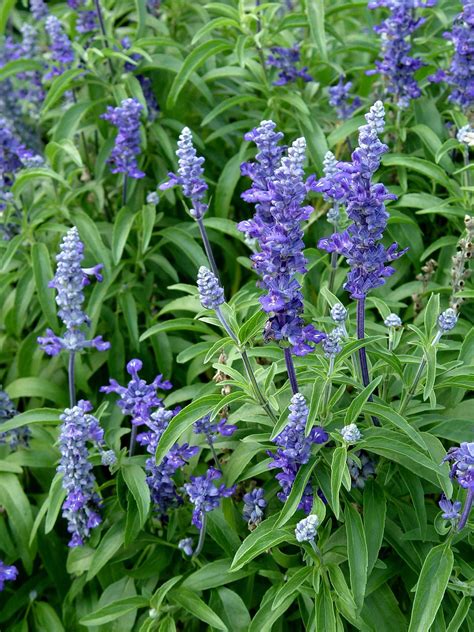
[450, 215, 473, 311]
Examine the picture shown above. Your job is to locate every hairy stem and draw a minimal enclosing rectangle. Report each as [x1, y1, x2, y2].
[129, 425, 138, 456]
[357, 297, 379, 425]
[196, 217, 220, 282]
[458, 488, 473, 531]
[122, 175, 128, 207]
[194, 513, 207, 557]
[68, 352, 76, 408]
[399, 330, 442, 414]
[284, 347, 299, 395]
[94, 0, 114, 75]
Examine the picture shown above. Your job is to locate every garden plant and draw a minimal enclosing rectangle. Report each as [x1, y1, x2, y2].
[0, 0, 473, 630]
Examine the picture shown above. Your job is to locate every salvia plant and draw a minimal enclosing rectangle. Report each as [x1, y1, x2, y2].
[0, 0, 472, 630]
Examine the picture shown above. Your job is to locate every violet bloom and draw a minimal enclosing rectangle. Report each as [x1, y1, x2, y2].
[269, 393, 328, 512]
[347, 451, 376, 489]
[329, 75, 361, 120]
[439, 495, 462, 521]
[314, 101, 406, 299]
[443, 442, 474, 530]
[184, 467, 235, 530]
[430, 1, 474, 112]
[159, 127, 208, 219]
[197, 266, 224, 310]
[30, 0, 49, 20]
[0, 387, 30, 450]
[243, 487, 266, 528]
[266, 46, 313, 86]
[368, 0, 436, 108]
[101, 98, 145, 179]
[194, 414, 237, 445]
[0, 561, 18, 591]
[76, 10, 98, 34]
[101, 359, 172, 428]
[37, 227, 109, 356]
[57, 400, 105, 547]
[137, 407, 198, 518]
[239, 122, 325, 355]
[45, 15, 75, 78]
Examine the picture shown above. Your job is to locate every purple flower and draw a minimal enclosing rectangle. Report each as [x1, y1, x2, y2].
[0, 387, 30, 450]
[0, 561, 18, 591]
[197, 266, 225, 310]
[159, 127, 208, 219]
[438, 308, 458, 332]
[76, 10, 98, 33]
[328, 75, 361, 120]
[269, 393, 328, 512]
[239, 123, 325, 355]
[243, 487, 266, 527]
[178, 537, 193, 556]
[101, 98, 145, 179]
[431, 1, 474, 112]
[314, 101, 406, 299]
[184, 467, 235, 530]
[347, 451, 376, 489]
[194, 414, 237, 445]
[37, 227, 109, 356]
[30, 0, 49, 20]
[266, 46, 313, 85]
[101, 358, 172, 427]
[443, 442, 474, 530]
[439, 495, 462, 521]
[45, 16, 74, 78]
[295, 514, 319, 542]
[368, 0, 435, 108]
[57, 400, 105, 547]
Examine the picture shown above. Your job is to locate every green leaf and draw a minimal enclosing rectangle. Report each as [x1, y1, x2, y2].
[272, 567, 312, 611]
[150, 576, 183, 610]
[42, 68, 84, 113]
[155, 394, 222, 465]
[33, 602, 65, 632]
[5, 378, 67, 407]
[0, 58, 44, 82]
[13, 168, 69, 194]
[140, 317, 215, 341]
[45, 473, 66, 534]
[0, 408, 60, 434]
[79, 596, 149, 626]
[201, 94, 263, 127]
[343, 376, 383, 426]
[382, 155, 452, 190]
[424, 292, 440, 337]
[248, 584, 296, 632]
[363, 481, 386, 575]
[364, 402, 428, 451]
[408, 543, 453, 632]
[0, 0, 15, 35]
[215, 588, 251, 632]
[122, 464, 150, 530]
[215, 150, 246, 218]
[73, 210, 112, 271]
[315, 579, 337, 631]
[87, 521, 125, 581]
[0, 473, 34, 572]
[134, 0, 147, 38]
[276, 458, 318, 527]
[345, 503, 368, 612]
[446, 597, 471, 632]
[238, 310, 267, 345]
[231, 515, 292, 571]
[182, 559, 253, 591]
[166, 40, 231, 109]
[32, 242, 58, 331]
[112, 207, 135, 265]
[169, 588, 228, 631]
[307, 0, 327, 60]
[330, 446, 348, 520]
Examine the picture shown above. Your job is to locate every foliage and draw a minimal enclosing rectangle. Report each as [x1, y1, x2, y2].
[0, 0, 473, 630]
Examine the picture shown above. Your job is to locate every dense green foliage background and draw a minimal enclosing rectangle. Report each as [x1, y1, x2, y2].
[0, 0, 473, 630]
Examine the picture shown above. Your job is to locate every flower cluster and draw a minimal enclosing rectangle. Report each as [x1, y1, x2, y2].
[57, 400, 105, 547]
[121, 38, 159, 120]
[197, 266, 225, 310]
[137, 406, 198, 518]
[242, 487, 266, 528]
[368, 0, 435, 109]
[266, 46, 313, 86]
[443, 442, 474, 529]
[339, 423, 362, 443]
[0, 388, 30, 450]
[295, 514, 319, 543]
[322, 327, 344, 358]
[438, 496, 461, 521]
[437, 308, 458, 333]
[239, 122, 325, 355]
[384, 313, 402, 328]
[457, 125, 474, 147]
[45, 15, 75, 78]
[159, 127, 208, 219]
[314, 101, 406, 299]
[101, 98, 145, 179]
[431, 1, 474, 112]
[269, 393, 328, 512]
[193, 413, 237, 445]
[0, 561, 18, 592]
[37, 227, 109, 356]
[30, 0, 49, 20]
[347, 451, 376, 488]
[450, 215, 474, 310]
[329, 75, 361, 120]
[184, 467, 235, 530]
[101, 359, 172, 428]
